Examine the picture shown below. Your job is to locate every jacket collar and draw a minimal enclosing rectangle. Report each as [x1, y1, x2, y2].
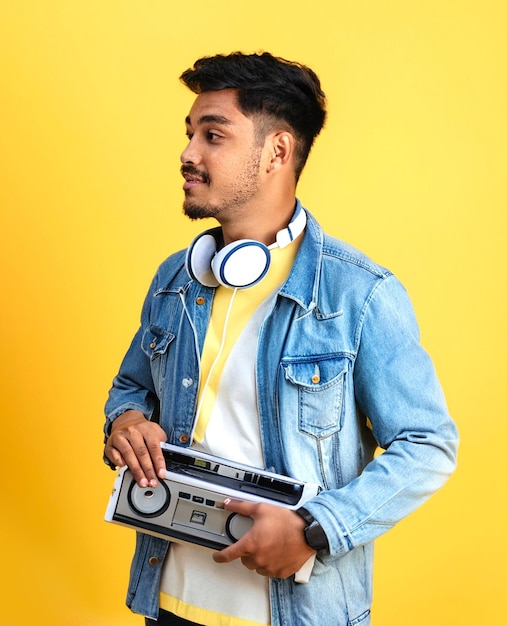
[278, 200, 322, 312]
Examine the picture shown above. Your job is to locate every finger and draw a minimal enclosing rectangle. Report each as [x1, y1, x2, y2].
[145, 435, 168, 480]
[222, 498, 257, 516]
[130, 436, 160, 486]
[128, 421, 167, 481]
[213, 542, 245, 564]
[255, 567, 269, 577]
[104, 444, 125, 469]
[111, 428, 157, 486]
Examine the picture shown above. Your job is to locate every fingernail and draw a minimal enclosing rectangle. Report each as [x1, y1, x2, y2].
[140, 478, 148, 487]
[224, 497, 231, 505]
[149, 479, 158, 487]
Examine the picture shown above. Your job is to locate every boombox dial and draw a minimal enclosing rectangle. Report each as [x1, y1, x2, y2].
[128, 479, 171, 517]
[225, 513, 254, 542]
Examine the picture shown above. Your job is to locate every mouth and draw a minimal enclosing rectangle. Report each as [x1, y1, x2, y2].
[181, 165, 210, 190]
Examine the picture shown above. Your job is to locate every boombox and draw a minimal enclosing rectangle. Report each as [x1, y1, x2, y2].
[105, 442, 320, 582]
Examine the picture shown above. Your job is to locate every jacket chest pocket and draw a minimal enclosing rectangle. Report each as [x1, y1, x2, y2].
[281, 357, 348, 438]
[141, 325, 175, 360]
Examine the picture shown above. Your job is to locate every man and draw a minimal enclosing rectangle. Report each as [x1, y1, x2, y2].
[104, 52, 458, 626]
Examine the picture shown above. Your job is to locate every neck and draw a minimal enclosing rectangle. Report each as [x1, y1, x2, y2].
[220, 195, 298, 246]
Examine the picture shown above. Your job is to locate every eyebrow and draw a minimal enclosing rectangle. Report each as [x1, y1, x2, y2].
[185, 114, 233, 127]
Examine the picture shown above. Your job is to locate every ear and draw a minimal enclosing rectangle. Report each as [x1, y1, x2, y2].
[266, 131, 295, 173]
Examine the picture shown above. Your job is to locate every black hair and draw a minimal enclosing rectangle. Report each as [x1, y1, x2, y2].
[180, 52, 327, 179]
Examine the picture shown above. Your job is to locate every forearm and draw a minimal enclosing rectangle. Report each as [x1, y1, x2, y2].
[302, 430, 457, 557]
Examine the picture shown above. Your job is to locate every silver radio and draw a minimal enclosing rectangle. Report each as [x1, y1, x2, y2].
[105, 442, 320, 582]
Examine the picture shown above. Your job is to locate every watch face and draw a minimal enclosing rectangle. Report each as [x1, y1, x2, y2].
[304, 520, 328, 551]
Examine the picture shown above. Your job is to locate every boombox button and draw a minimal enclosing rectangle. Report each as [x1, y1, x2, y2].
[206, 499, 215, 507]
[192, 496, 204, 503]
[179, 491, 191, 500]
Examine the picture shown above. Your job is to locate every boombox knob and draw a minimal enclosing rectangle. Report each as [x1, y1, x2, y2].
[128, 479, 171, 517]
[225, 513, 254, 542]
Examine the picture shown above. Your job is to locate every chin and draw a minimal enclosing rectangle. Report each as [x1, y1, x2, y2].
[183, 202, 219, 221]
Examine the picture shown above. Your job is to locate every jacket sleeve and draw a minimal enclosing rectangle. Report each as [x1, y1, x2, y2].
[103, 272, 160, 448]
[303, 275, 459, 556]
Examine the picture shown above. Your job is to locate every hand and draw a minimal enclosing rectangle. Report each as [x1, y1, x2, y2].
[213, 499, 316, 579]
[104, 410, 167, 487]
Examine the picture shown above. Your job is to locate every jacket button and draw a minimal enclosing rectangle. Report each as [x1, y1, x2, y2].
[148, 556, 159, 566]
[150, 341, 156, 349]
[311, 374, 320, 383]
[196, 297, 206, 305]
[179, 433, 190, 444]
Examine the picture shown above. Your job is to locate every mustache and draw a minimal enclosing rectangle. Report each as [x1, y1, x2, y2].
[180, 164, 210, 184]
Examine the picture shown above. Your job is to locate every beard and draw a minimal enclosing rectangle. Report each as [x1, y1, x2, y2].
[183, 197, 219, 221]
[182, 148, 262, 221]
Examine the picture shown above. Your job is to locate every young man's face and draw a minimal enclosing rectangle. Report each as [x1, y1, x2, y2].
[180, 89, 267, 223]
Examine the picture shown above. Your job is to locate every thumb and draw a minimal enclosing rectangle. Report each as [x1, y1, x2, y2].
[213, 541, 242, 564]
[213, 499, 254, 564]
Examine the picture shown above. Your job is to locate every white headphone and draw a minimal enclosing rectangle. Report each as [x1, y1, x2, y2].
[185, 205, 307, 289]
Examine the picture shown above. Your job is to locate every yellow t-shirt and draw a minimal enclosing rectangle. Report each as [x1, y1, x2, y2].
[159, 233, 303, 626]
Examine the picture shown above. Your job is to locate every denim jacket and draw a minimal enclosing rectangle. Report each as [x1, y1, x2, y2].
[104, 203, 458, 625]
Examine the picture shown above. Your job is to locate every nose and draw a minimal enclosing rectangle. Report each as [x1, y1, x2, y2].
[180, 138, 201, 165]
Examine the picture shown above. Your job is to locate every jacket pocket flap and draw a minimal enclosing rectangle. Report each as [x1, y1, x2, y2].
[282, 357, 348, 391]
[141, 325, 175, 358]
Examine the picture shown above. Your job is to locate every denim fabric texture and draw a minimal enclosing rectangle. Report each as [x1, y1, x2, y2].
[104, 202, 458, 625]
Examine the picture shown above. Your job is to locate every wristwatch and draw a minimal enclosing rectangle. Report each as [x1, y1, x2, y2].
[296, 507, 329, 552]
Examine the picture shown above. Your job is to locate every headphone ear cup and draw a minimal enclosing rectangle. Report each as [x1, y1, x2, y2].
[211, 240, 271, 288]
[186, 229, 273, 289]
[185, 232, 220, 287]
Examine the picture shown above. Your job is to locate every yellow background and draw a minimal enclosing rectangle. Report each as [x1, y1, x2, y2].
[1, 1, 505, 624]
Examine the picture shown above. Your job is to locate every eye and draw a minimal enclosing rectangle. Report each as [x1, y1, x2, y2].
[207, 131, 222, 142]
